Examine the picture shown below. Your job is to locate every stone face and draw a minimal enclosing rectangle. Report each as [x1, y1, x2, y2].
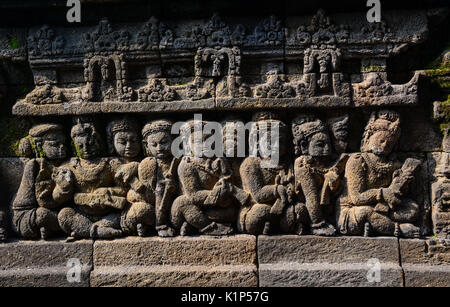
[91, 235, 257, 287]
[258, 235, 403, 287]
[0, 239, 93, 287]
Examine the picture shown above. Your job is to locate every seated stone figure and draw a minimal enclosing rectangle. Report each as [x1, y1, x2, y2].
[336, 110, 421, 238]
[292, 115, 348, 236]
[431, 127, 450, 238]
[171, 119, 248, 236]
[239, 112, 307, 235]
[106, 117, 154, 237]
[128, 119, 178, 237]
[57, 118, 125, 241]
[12, 123, 71, 240]
[0, 208, 6, 242]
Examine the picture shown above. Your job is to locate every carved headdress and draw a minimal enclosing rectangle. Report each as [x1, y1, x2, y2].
[361, 110, 401, 152]
[142, 119, 172, 139]
[106, 117, 140, 155]
[19, 123, 64, 158]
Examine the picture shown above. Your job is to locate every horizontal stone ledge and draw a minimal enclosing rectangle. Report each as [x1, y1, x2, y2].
[0, 239, 93, 287]
[12, 99, 215, 116]
[12, 96, 420, 116]
[91, 264, 257, 287]
[93, 235, 257, 266]
[259, 262, 403, 287]
[400, 238, 450, 265]
[0, 239, 93, 269]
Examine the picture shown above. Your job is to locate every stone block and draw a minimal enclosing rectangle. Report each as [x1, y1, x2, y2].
[400, 238, 450, 287]
[258, 235, 403, 287]
[91, 235, 257, 287]
[0, 239, 93, 287]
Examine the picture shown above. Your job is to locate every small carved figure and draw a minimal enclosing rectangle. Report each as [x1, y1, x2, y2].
[106, 117, 154, 237]
[57, 118, 124, 241]
[171, 120, 248, 236]
[239, 112, 307, 235]
[336, 110, 421, 238]
[135, 119, 178, 237]
[292, 115, 347, 236]
[327, 113, 349, 155]
[12, 124, 70, 240]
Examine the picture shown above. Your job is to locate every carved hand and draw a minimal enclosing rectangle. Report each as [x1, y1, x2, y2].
[52, 168, 73, 191]
[381, 187, 402, 209]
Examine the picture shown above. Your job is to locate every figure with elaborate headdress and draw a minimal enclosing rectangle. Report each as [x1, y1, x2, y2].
[336, 110, 421, 238]
[171, 119, 248, 236]
[121, 119, 178, 237]
[57, 117, 124, 241]
[239, 112, 307, 235]
[292, 115, 347, 236]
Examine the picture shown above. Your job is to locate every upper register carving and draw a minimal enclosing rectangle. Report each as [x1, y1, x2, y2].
[11, 9, 429, 116]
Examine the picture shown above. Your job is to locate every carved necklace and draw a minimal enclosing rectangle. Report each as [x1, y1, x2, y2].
[363, 153, 393, 178]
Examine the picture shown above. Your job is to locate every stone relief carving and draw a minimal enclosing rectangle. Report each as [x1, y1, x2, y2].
[12, 10, 428, 116]
[12, 124, 69, 239]
[4, 109, 442, 241]
[336, 110, 422, 238]
[4, 8, 446, 244]
[431, 128, 450, 239]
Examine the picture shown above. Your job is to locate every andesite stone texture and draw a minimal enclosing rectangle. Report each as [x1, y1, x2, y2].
[258, 235, 403, 287]
[0, 239, 92, 287]
[91, 235, 257, 287]
[0, 1, 449, 287]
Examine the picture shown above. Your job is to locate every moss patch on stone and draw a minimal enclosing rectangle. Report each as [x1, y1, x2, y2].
[0, 117, 37, 157]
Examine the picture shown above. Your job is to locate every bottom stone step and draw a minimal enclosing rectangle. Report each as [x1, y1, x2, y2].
[259, 263, 403, 287]
[0, 239, 93, 287]
[91, 265, 257, 287]
[91, 235, 258, 287]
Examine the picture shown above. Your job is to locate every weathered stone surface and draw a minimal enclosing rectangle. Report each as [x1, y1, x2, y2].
[402, 264, 450, 287]
[260, 263, 403, 287]
[258, 235, 403, 287]
[0, 158, 27, 202]
[259, 235, 400, 263]
[400, 238, 450, 287]
[0, 239, 93, 287]
[400, 238, 450, 265]
[91, 235, 257, 287]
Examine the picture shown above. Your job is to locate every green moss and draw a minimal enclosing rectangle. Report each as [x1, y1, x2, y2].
[0, 118, 36, 157]
[425, 62, 450, 78]
[8, 37, 20, 49]
[28, 136, 46, 158]
[71, 139, 85, 158]
[361, 65, 385, 72]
